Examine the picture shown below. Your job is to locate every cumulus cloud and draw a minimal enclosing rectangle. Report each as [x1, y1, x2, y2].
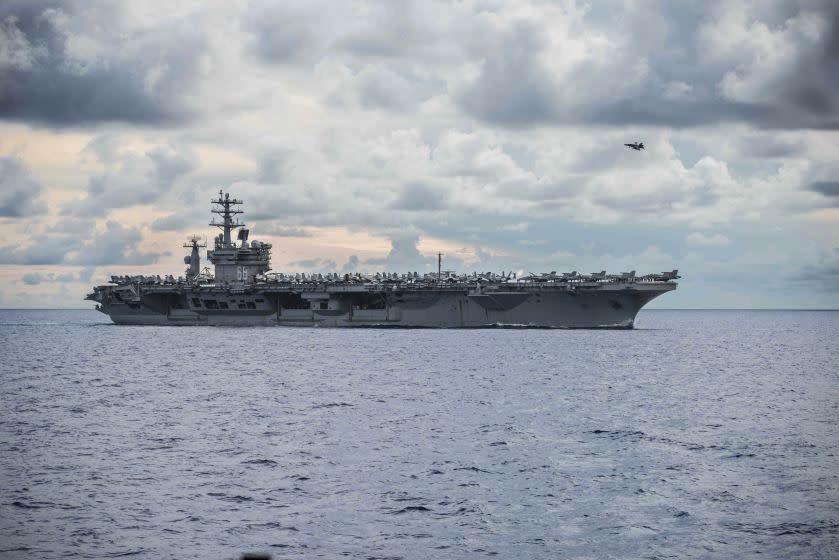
[63, 138, 196, 216]
[69, 221, 164, 266]
[365, 233, 435, 270]
[0, 234, 79, 265]
[0, 1, 209, 126]
[341, 254, 360, 273]
[0, 221, 162, 266]
[700, 2, 839, 126]
[243, 1, 324, 65]
[458, 1, 839, 129]
[0, 156, 46, 216]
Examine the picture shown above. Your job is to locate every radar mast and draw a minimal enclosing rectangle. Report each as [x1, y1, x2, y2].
[209, 190, 244, 247]
[183, 235, 206, 281]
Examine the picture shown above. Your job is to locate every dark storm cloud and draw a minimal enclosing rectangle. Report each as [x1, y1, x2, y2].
[0, 156, 46, 216]
[808, 181, 839, 197]
[458, 1, 839, 130]
[0, 1, 206, 126]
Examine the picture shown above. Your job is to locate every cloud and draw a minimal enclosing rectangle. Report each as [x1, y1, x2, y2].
[808, 181, 839, 198]
[327, 63, 440, 113]
[457, 1, 839, 129]
[341, 255, 359, 273]
[45, 218, 94, 235]
[77, 267, 94, 282]
[69, 221, 164, 265]
[259, 224, 310, 237]
[0, 221, 162, 265]
[257, 150, 290, 184]
[288, 257, 337, 271]
[243, 1, 323, 65]
[793, 248, 839, 292]
[701, 2, 839, 126]
[0, 1, 837, 310]
[364, 233, 435, 270]
[151, 214, 185, 232]
[147, 146, 195, 189]
[22, 272, 42, 285]
[0, 234, 80, 265]
[0, 155, 46, 216]
[391, 181, 448, 211]
[20, 270, 87, 285]
[686, 232, 731, 247]
[0, 1, 207, 126]
[63, 138, 196, 216]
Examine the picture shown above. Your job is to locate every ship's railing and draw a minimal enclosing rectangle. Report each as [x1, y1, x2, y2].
[242, 277, 678, 291]
[256, 269, 678, 285]
[108, 274, 192, 286]
[255, 269, 678, 286]
[105, 270, 678, 289]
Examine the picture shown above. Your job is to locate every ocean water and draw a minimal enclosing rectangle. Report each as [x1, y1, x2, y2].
[0, 309, 837, 559]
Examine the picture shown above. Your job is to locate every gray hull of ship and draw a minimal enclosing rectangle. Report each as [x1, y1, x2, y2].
[96, 284, 673, 328]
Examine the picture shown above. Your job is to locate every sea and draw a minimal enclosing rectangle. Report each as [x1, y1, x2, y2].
[0, 309, 836, 559]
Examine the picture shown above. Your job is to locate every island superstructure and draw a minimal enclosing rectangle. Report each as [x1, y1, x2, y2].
[86, 191, 679, 327]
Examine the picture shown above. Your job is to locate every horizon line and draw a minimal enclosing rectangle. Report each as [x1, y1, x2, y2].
[1, 308, 838, 312]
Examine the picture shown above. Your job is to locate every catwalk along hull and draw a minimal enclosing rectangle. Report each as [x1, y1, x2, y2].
[91, 282, 675, 328]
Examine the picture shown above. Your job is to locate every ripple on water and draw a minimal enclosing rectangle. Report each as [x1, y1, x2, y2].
[0, 309, 837, 559]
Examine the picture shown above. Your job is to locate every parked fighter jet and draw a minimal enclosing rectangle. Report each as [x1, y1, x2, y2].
[624, 142, 645, 151]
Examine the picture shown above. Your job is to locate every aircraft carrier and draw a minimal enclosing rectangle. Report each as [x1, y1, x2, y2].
[86, 191, 679, 327]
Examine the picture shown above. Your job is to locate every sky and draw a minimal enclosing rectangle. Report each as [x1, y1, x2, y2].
[0, 0, 837, 309]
